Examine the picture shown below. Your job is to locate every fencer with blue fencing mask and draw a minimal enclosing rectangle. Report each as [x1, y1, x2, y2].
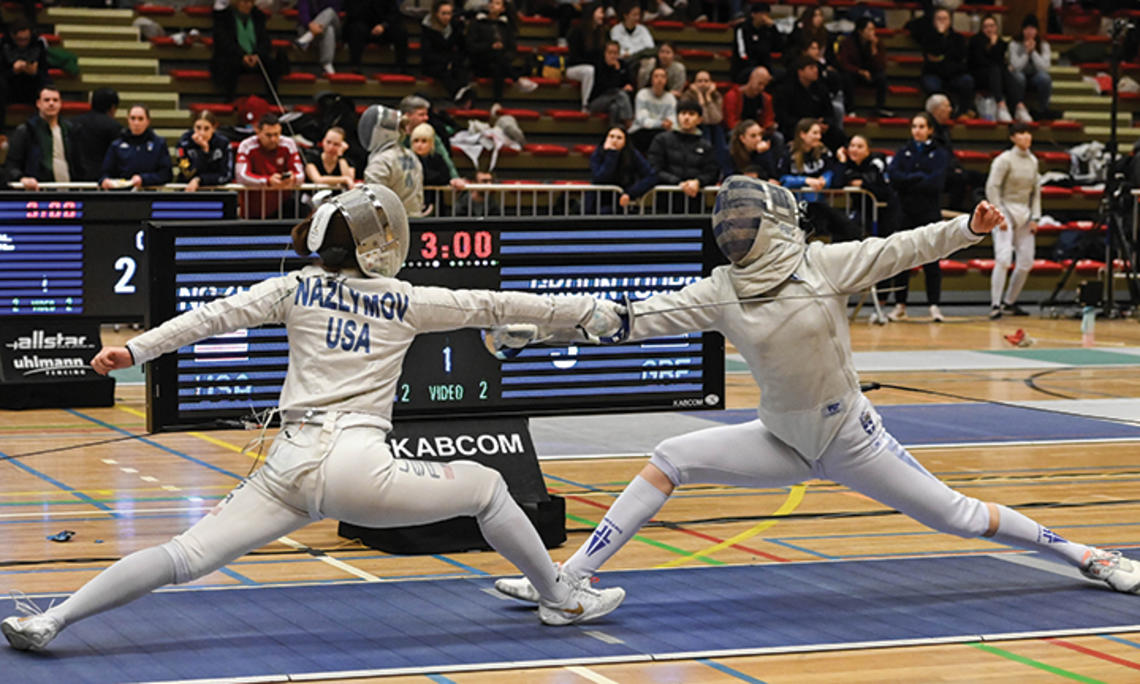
[493, 175, 1140, 606]
[1, 186, 628, 653]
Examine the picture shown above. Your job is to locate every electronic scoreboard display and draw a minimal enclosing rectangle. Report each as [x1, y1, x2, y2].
[0, 192, 236, 321]
[146, 217, 724, 430]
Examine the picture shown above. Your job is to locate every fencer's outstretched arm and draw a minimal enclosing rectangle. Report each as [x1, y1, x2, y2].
[405, 286, 610, 334]
[812, 201, 1004, 295]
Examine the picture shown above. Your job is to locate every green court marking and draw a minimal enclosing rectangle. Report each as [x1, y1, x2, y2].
[981, 348, 1140, 366]
[565, 512, 725, 565]
[0, 495, 221, 506]
[968, 642, 1105, 683]
[726, 358, 749, 373]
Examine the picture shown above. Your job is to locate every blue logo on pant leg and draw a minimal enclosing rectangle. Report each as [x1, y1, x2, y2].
[586, 518, 619, 556]
[1040, 527, 1067, 544]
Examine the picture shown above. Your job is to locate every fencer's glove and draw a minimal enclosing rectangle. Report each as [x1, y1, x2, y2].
[576, 298, 629, 344]
[482, 324, 546, 360]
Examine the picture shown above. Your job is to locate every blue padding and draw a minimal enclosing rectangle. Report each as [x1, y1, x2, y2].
[3, 556, 1138, 682]
[692, 403, 1140, 444]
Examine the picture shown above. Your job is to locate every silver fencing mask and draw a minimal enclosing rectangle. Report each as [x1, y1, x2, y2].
[306, 184, 410, 278]
[357, 104, 403, 154]
[712, 175, 802, 267]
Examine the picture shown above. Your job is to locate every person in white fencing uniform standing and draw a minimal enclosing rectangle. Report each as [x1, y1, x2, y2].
[985, 121, 1041, 319]
[492, 176, 1140, 606]
[1, 184, 625, 652]
[362, 104, 425, 218]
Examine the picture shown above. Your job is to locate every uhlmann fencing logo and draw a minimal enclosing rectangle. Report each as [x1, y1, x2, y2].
[4, 330, 96, 378]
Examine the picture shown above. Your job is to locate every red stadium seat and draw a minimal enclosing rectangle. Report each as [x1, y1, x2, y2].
[887, 84, 920, 95]
[327, 73, 367, 84]
[574, 144, 596, 155]
[1049, 120, 1083, 131]
[525, 143, 569, 157]
[541, 45, 569, 55]
[678, 48, 715, 60]
[293, 104, 317, 114]
[518, 14, 552, 24]
[843, 115, 868, 126]
[171, 69, 211, 81]
[375, 73, 415, 84]
[940, 259, 968, 275]
[961, 118, 998, 128]
[547, 109, 590, 121]
[968, 258, 998, 273]
[151, 35, 177, 46]
[517, 45, 535, 55]
[1039, 151, 1070, 163]
[1075, 259, 1105, 275]
[953, 149, 991, 162]
[60, 101, 90, 114]
[499, 108, 541, 120]
[1036, 221, 1064, 233]
[694, 21, 730, 31]
[878, 117, 911, 127]
[1065, 220, 1097, 231]
[136, 3, 175, 14]
[648, 20, 685, 29]
[190, 102, 235, 115]
[184, 5, 211, 16]
[890, 54, 923, 65]
[1041, 186, 1074, 198]
[1031, 259, 1064, 275]
[1076, 186, 1104, 199]
[271, 39, 290, 49]
[282, 72, 317, 83]
[281, 8, 298, 18]
[528, 77, 561, 87]
[451, 108, 490, 119]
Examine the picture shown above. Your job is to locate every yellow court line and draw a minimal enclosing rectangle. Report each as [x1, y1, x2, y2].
[655, 484, 808, 568]
[117, 404, 262, 461]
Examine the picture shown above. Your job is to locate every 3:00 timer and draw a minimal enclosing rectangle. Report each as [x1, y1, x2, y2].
[419, 230, 494, 260]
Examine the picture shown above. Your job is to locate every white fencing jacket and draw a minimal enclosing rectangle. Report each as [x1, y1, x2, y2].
[127, 264, 597, 428]
[626, 215, 981, 460]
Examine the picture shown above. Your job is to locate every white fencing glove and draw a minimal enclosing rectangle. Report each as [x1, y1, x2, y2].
[481, 324, 549, 360]
[576, 298, 629, 344]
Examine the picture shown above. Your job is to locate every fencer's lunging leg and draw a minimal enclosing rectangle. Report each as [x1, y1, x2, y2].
[476, 473, 568, 603]
[44, 546, 176, 628]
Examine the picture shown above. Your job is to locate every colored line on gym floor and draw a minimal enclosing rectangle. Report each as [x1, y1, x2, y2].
[698, 658, 769, 683]
[564, 665, 619, 684]
[967, 642, 1105, 683]
[1101, 634, 1140, 649]
[565, 512, 725, 566]
[118, 404, 264, 462]
[657, 485, 806, 568]
[217, 566, 258, 585]
[425, 675, 457, 684]
[548, 481, 789, 562]
[1045, 637, 1140, 670]
[431, 554, 489, 576]
[0, 449, 118, 516]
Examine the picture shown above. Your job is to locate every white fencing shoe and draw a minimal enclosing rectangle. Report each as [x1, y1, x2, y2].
[2, 614, 61, 651]
[1081, 549, 1140, 594]
[494, 575, 541, 603]
[538, 572, 625, 626]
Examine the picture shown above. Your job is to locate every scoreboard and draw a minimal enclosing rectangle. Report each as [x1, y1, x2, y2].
[0, 192, 235, 320]
[146, 217, 725, 430]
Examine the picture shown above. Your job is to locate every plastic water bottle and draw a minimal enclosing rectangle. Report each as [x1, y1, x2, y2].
[1081, 306, 1096, 347]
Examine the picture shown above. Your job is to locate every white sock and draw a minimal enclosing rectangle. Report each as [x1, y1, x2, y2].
[563, 475, 669, 581]
[988, 504, 1092, 566]
[476, 479, 568, 603]
[47, 545, 176, 628]
[297, 31, 313, 46]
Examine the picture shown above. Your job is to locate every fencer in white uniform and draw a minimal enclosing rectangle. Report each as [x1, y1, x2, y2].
[985, 121, 1041, 318]
[1, 185, 625, 652]
[494, 176, 1140, 605]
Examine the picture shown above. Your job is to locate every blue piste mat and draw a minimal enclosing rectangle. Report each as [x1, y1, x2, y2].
[695, 402, 1140, 445]
[4, 555, 1140, 683]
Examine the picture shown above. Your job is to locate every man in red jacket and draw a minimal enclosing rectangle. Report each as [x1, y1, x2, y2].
[236, 113, 304, 218]
[722, 66, 781, 150]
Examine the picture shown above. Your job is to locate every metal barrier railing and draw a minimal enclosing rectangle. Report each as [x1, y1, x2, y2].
[9, 181, 882, 230]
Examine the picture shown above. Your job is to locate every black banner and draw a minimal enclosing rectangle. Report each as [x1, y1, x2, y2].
[0, 318, 113, 409]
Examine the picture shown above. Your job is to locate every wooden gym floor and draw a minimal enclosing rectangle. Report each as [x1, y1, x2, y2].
[2, 312, 1139, 683]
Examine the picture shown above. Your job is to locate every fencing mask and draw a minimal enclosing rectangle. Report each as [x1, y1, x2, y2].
[712, 175, 803, 266]
[306, 184, 410, 278]
[357, 104, 403, 154]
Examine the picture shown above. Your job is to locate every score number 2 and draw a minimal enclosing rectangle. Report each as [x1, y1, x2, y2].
[114, 230, 145, 294]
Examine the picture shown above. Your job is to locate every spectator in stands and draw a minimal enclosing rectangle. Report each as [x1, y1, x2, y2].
[588, 126, 656, 213]
[886, 111, 951, 322]
[304, 125, 355, 188]
[362, 104, 424, 217]
[968, 14, 1013, 122]
[837, 17, 892, 118]
[774, 57, 845, 153]
[293, 0, 343, 75]
[777, 117, 836, 202]
[236, 113, 304, 217]
[588, 40, 635, 128]
[629, 66, 677, 155]
[466, 0, 538, 110]
[648, 98, 719, 212]
[786, 6, 834, 72]
[410, 122, 451, 215]
[210, 0, 282, 102]
[0, 17, 50, 130]
[610, 0, 654, 61]
[986, 121, 1041, 319]
[346, 0, 408, 71]
[723, 66, 776, 146]
[68, 87, 123, 183]
[177, 110, 234, 191]
[100, 105, 172, 190]
[911, 7, 974, 118]
[636, 43, 685, 96]
[925, 92, 984, 211]
[566, 3, 608, 112]
[731, 1, 783, 84]
[683, 69, 727, 174]
[797, 38, 845, 121]
[458, 169, 501, 216]
[728, 118, 777, 180]
[843, 133, 897, 321]
[421, 0, 473, 106]
[1008, 13, 1052, 122]
[5, 86, 77, 190]
[398, 94, 464, 192]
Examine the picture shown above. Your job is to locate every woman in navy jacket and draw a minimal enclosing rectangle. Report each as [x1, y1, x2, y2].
[886, 111, 951, 321]
[100, 105, 173, 190]
[588, 127, 656, 214]
[176, 110, 234, 190]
